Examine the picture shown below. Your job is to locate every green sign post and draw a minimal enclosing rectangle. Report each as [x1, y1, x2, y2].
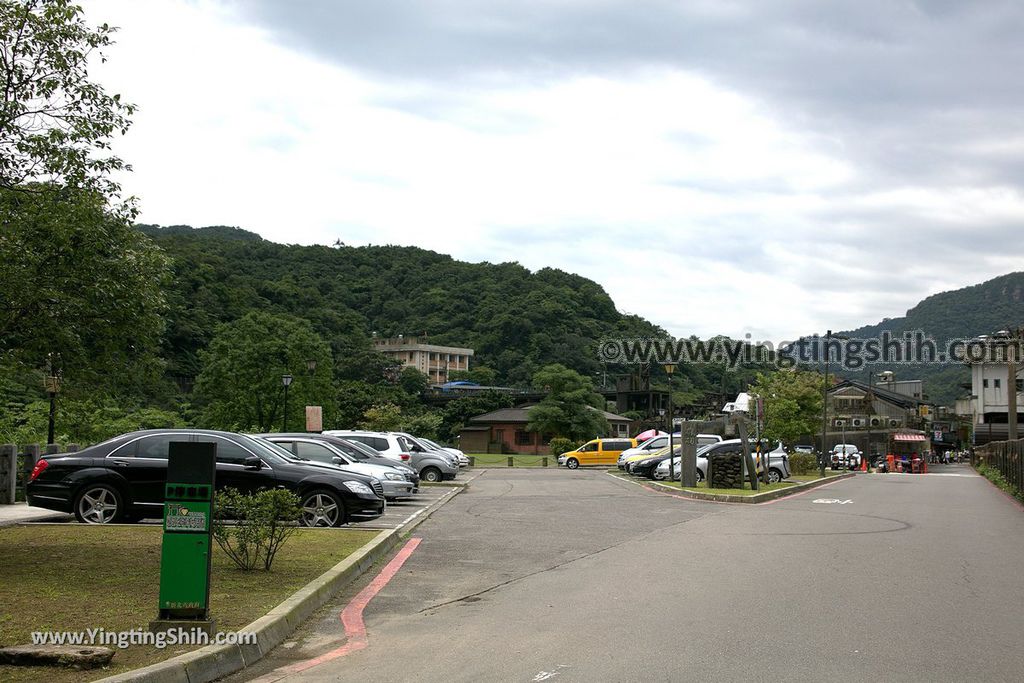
[151, 441, 216, 634]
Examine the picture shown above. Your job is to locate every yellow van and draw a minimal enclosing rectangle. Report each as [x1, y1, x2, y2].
[557, 438, 638, 469]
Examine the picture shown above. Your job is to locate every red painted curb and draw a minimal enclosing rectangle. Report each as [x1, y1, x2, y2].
[250, 537, 422, 682]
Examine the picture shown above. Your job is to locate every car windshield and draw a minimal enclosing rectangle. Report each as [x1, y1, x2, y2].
[239, 435, 293, 464]
[342, 439, 380, 459]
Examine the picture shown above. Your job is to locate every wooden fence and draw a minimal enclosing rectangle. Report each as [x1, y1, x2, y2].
[976, 438, 1024, 493]
[0, 443, 80, 505]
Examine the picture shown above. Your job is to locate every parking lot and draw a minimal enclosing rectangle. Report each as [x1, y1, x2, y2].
[349, 485, 460, 531]
[232, 466, 1024, 683]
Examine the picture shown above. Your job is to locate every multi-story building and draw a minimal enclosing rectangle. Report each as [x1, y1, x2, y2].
[822, 379, 933, 456]
[372, 336, 474, 385]
[956, 344, 1023, 444]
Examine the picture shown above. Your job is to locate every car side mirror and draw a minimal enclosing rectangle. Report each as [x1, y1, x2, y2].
[243, 456, 263, 470]
[332, 456, 345, 465]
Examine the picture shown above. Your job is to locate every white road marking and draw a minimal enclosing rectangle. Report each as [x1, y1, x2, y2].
[532, 665, 569, 681]
[813, 498, 853, 504]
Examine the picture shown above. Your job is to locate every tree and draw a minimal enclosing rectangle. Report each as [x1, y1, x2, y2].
[526, 364, 608, 441]
[398, 367, 429, 396]
[0, 185, 168, 383]
[749, 369, 824, 447]
[359, 403, 402, 432]
[193, 312, 336, 431]
[1, 0, 135, 197]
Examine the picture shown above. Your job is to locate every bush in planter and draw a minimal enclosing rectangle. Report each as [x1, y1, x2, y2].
[548, 437, 580, 457]
[788, 452, 818, 476]
[213, 487, 302, 571]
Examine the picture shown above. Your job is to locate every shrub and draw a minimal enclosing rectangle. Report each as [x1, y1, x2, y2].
[548, 437, 579, 456]
[213, 488, 302, 571]
[788, 452, 818, 476]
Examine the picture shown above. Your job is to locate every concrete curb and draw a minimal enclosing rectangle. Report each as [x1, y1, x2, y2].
[97, 484, 467, 683]
[608, 470, 856, 504]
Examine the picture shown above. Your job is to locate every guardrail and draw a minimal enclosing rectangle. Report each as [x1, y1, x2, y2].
[0, 443, 81, 504]
[976, 438, 1024, 492]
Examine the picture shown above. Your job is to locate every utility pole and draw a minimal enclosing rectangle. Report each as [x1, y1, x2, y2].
[820, 331, 831, 478]
[1009, 328, 1020, 441]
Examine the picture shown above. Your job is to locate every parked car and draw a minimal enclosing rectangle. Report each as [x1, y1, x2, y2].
[794, 445, 815, 454]
[557, 438, 638, 468]
[629, 448, 677, 478]
[618, 436, 670, 468]
[757, 443, 792, 482]
[266, 433, 421, 486]
[26, 429, 385, 527]
[619, 432, 723, 469]
[325, 430, 459, 482]
[254, 434, 417, 500]
[396, 432, 461, 468]
[654, 444, 716, 482]
[419, 437, 470, 468]
[830, 444, 862, 470]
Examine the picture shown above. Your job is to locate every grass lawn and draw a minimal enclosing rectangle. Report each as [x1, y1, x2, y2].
[0, 524, 378, 682]
[467, 453, 554, 467]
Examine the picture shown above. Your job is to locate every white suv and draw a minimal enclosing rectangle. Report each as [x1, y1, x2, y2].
[326, 430, 460, 482]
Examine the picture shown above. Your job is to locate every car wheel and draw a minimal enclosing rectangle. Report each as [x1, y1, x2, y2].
[695, 469, 704, 483]
[74, 484, 124, 524]
[421, 466, 442, 483]
[767, 468, 782, 484]
[300, 490, 346, 527]
[566, 458, 579, 469]
[652, 470, 666, 480]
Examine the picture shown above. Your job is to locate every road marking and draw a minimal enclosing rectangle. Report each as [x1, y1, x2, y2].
[533, 665, 569, 680]
[813, 498, 853, 504]
[248, 537, 422, 683]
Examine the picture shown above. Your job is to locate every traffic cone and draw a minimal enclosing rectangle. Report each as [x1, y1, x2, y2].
[861, 457, 867, 472]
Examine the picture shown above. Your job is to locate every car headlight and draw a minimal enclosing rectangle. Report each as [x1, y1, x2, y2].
[343, 481, 374, 495]
[384, 472, 404, 481]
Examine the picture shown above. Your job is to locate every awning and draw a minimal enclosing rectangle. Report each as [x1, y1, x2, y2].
[893, 433, 927, 442]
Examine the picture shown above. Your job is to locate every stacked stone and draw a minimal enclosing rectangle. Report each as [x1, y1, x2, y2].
[709, 452, 743, 489]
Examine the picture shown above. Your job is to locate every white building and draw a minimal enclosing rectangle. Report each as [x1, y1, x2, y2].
[373, 336, 474, 385]
[957, 342, 1023, 443]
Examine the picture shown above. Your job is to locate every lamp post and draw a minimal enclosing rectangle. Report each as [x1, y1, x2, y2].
[306, 358, 317, 376]
[282, 374, 293, 431]
[44, 353, 61, 446]
[664, 364, 676, 481]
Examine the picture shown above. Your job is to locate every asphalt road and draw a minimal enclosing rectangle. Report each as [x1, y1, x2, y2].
[231, 464, 1024, 682]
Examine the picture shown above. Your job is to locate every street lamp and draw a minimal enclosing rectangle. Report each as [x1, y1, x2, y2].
[664, 364, 676, 481]
[44, 353, 61, 445]
[282, 374, 293, 431]
[306, 358, 317, 375]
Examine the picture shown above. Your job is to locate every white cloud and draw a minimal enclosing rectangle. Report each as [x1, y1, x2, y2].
[84, 0, 1024, 344]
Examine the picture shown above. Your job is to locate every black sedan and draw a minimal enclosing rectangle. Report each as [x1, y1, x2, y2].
[26, 429, 385, 527]
[629, 451, 676, 479]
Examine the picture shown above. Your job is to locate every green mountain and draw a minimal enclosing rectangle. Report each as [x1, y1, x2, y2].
[138, 224, 667, 388]
[836, 272, 1024, 406]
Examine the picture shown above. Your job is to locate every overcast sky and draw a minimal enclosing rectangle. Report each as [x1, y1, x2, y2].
[85, 0, 1024, 342]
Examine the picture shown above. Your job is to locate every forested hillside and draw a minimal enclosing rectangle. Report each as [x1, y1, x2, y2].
[837, 272, 1024, 406]
[138, 224, 664, 387]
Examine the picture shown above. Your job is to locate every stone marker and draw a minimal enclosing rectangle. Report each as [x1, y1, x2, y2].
[0, 644, 115, 669]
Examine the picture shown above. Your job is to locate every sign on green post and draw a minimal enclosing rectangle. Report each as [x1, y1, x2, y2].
[157, 441, 216, 622]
